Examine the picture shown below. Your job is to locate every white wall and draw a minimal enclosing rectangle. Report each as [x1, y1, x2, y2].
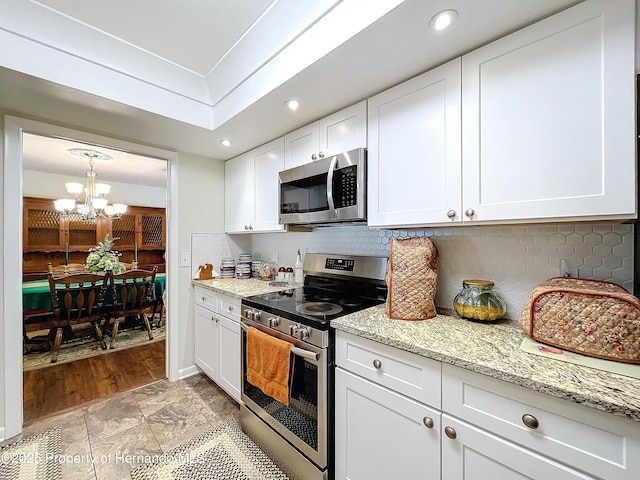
[23, 169, 166, 208]
[176, 153, 225, 372]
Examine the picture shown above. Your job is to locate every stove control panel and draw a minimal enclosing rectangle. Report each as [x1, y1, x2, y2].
[325, 257, 355, 272]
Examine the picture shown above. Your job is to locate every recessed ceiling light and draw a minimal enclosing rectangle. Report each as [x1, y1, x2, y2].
[429, 9, 458, 32]
[285, 99, 300, 111]
[220, 139, 231, 147]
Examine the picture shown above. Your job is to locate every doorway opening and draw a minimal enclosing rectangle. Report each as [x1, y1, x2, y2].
[4, 115, 179, 438]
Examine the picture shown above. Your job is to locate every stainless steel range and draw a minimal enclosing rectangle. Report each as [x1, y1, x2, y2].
[240, 253, 388, 480]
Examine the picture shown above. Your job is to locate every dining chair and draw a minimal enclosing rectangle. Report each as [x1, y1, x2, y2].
[47, 271, 109, 363]
[47, 263, 87, 274]
[106, 266, 157, 349]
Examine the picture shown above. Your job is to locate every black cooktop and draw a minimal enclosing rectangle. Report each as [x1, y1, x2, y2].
[242, 275, 387, 328]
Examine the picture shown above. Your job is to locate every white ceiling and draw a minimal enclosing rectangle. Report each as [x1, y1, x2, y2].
[3, 0, 584, 184]
[22, 133, 168, 188]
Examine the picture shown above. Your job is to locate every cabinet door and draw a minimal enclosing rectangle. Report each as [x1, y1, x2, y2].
[140, 213, 165, 248]
[225, 152, 254, 233]
[284, 122, 320, 169]
[462, 0, 635, 223]
[319, 101, 367, 157]
[217, 315, 241, 403]
[194, 305, 218, 380]
[367, 58, 462, 228]
[23, 200, 64, 251]
[441, 415, 592, 480]
[335, 368, 440, 480]
[251, 138, 286, 232]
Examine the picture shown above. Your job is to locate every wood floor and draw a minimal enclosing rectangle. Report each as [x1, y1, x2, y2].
[23, 339, 166, 424]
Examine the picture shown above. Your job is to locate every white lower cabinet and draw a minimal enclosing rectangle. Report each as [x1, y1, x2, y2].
[194, 287, 241, 403]
[334, 331, 640, 480]
[335, 331, 441, 480]
[335, 368, 440, 480]
[442, 364, 640, 480]
[441, 415, 589, 480]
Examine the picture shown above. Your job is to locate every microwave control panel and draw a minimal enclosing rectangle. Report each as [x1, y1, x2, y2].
[335, 165, 357, 208]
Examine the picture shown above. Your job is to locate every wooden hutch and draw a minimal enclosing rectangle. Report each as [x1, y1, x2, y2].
[23, 196, 166, 281]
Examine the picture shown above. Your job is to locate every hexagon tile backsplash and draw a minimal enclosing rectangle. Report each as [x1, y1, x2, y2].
[250, 223, 634, 320]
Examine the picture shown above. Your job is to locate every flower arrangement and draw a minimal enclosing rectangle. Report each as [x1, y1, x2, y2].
[85, 234, 124, 273]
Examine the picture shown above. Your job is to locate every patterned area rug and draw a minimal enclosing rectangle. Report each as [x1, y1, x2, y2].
[23, 324, 166, 371]
[0, 427, 62, 480]
[130, 420, 289, 480]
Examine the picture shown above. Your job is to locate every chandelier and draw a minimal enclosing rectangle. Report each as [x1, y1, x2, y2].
[54, 148, 128, 222]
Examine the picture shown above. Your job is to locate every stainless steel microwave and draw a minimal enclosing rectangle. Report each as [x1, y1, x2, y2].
[279, 148, 367, 225]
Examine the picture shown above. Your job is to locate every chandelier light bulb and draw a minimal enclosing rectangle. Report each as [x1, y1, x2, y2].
[65, 182, 84, 196]
[95, 183, 111, 196]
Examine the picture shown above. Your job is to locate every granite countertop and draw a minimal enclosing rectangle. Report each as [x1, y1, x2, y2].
[331, 306, 640, 423]
[192, 278, 300, 299]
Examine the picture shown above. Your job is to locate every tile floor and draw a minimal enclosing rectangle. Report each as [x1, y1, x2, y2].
[7, 373, 240, 480]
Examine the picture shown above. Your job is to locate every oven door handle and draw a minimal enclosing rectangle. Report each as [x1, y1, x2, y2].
[240, 321, 319, 361]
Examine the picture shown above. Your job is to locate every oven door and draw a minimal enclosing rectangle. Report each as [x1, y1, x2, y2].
[278, 148, 366, 225]
[240, 318, 327, 469]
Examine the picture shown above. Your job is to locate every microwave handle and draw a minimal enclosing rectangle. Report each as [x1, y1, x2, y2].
[326, 154, 338, 217]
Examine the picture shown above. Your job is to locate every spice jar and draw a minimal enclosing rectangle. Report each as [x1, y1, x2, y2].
[453, 279, 506, 321]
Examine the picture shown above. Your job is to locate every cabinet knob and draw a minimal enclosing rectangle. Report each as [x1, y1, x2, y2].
[447, 210, 456, 219]
[244, 225, 249, 230]
[318, 151, 325, 158]
[522, 414, 539, 429]
[444, 426, 457, 440]
[311, 153, 317, 161]
[202, 296, 206, 301]
[465, 208, 475, 218]
[228, 306, 233, 312]
[423, 417, 434, 429]
[372, 359, 382, 370]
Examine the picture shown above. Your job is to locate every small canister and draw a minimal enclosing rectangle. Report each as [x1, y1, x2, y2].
[453, 279, 506, 321]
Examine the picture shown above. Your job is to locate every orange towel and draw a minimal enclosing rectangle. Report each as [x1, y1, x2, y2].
[246, 327, 293, 406]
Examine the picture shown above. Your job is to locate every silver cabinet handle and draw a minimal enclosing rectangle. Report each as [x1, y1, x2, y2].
[423, 417, 434, 429]
[373, 359, 382, 369]
[447, 210, 456, 219]
[522, 414, 539, 429]
[444, 426, 457, 439]
[465, 208, 475, 218]
[228, 305, 233, 312]
[311, 153, 317, 160]
[201, 296, 206, 301]
[318, 151, 325, 158]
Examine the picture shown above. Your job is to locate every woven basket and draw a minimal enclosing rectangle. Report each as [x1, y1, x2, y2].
[519, 277, 640, 363]
[385, 237, 438, 320]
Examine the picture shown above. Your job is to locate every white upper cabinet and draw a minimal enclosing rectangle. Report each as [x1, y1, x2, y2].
[462, 0, 636, 224]
[367, 59, 462, 228]
[225, 152, 253, 233]
[225, 137, 286, 233]
[367, 0, 636, 229]
[284, 101, 367, 169]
